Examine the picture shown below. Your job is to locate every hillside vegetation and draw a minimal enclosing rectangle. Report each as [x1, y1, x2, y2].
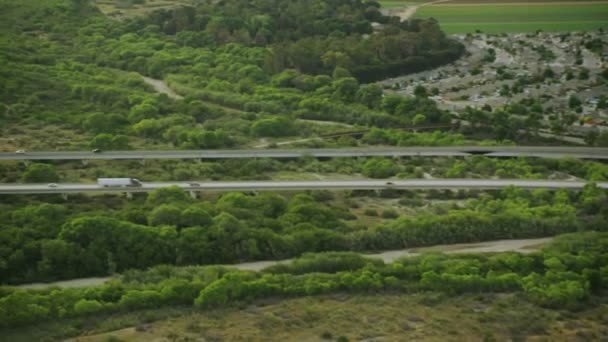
[2, 2, 608, 340]
[0, 0, 463, 151]
[1, 184, 607, 284]
[2, 232, 608, 341]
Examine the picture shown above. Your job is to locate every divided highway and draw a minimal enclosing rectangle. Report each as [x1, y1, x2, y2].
[1, 146, 607, 161]
[1, 179, 606, 195]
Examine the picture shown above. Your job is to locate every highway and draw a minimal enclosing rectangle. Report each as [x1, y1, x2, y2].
[1, 146, 607, 161]
[0, 179, 606, 195]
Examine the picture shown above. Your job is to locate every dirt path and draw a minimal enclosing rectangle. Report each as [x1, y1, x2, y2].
[13, 277, 113, 290]
[298, 119, 355, 128]
[392, 0, 452, 21]
[12, 237, 552, 290]
[253, 137, 323, 148]
[253, 119, 355, 148]
[141, 76, 183, 100]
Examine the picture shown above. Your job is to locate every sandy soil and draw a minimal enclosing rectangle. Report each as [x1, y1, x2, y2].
[15, 277, 113, 290]
[141, 76, 183, 99]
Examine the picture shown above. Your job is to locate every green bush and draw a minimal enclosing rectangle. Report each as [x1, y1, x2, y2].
[381, 208, 399, 219]
[21, 163, 60, 183]
[73, 299, 103, 315]
[364, 208, 378, 216]
[362, 158, 399, 179]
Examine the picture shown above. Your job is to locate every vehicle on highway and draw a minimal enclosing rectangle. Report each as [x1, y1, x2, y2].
[47, 183, 58, 188]
[92, 149, 102, 153]
[15, 150, 26, 154]
[97, 178, 142, 187]
[188, 183, 200, 187]
[386, 182, 394, 185]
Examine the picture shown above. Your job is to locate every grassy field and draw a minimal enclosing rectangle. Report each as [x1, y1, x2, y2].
[66, 293, 608, 342]
[379, 0, 425, 7]
[95, 0, 194, 18]
[415, 2, 608, 33]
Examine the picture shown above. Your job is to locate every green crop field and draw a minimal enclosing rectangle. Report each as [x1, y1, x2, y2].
[415, 2, 608, 33]
[378, 0, 424, 7]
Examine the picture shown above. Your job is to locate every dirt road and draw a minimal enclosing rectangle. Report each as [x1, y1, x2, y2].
[391, 0, 452, 21]
[141, 76, 183, 100]
[253, 137, 323, 148]
[12, 237, 552, 290]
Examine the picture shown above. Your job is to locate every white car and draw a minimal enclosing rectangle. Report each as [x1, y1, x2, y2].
[15, 150, 26, 154]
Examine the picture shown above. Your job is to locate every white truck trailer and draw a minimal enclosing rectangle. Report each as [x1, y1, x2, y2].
[97, 178, 142, 187]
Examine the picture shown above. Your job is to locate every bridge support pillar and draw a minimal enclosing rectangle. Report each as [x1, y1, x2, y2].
[61, 193, 69, 201]
[194, 158, 202, 163]
[23, 160, 30, 167]
[139, 159, 146, 166]
[189, 191, 198, 199]
[81, 159, 89, 166]
[125, 192, 133, 200]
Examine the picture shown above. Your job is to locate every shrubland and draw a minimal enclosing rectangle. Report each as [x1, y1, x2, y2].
[1, 231, 607, 337]
[0, 184, 606, 284]
[0, 0, 464, 151]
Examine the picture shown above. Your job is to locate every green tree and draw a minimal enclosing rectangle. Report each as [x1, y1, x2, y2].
[414, 85, 428, 98]
[111, 135, 130, 150]
[128, 101, 159, 123]
[146, 187, 192, 207]
[597, 131, 608, 147]
[22, 163, 59, 183]
[83, 113, 126, 134]
[568, 95, 581, 109]
[584, 130, 599, 146]
[73, 299, 103, 315]
[37, 239, 78, 279]
[119, 290, 162, 310]
[362, 158, 399, 178]
[148, 204, 182, 226]
[181, 207, 213, 227]
[251, 117, 296, 137]
[90, 134, 113, 149]
[412, 113, 427, 125]
[90, 134, 130, 150]
[491, 110, 515, 141]
[332, 67, 352, 80]
[356, 84, 383, 109]
[332, 77, 359, 102]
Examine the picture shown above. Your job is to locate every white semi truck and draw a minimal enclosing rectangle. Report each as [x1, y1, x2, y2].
[97, 178, 142, 187]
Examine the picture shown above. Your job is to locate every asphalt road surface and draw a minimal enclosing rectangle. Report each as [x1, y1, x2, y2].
[1, 179, 606, 195]
[1, 146, 607, 161]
